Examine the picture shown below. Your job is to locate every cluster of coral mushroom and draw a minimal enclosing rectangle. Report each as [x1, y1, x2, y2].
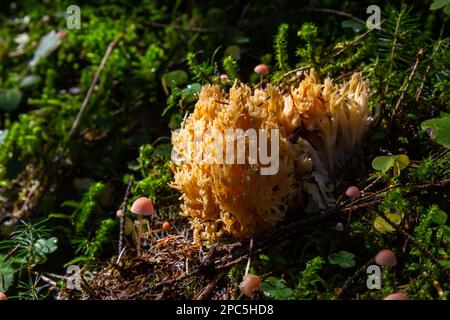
[170, 70, 370, 242]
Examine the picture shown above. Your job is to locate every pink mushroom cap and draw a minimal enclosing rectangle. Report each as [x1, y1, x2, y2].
[375, 249, 397, 267]
[345, 186, 361, 198]
[384, 292, 409, 300]
[131, 197, 155, 216]
[254, 64, 269, 76]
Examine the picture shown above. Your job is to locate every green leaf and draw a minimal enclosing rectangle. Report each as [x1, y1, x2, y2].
[374, 216, 395, 233]
[48, 213, 72, 220]
[0, 255, 15, 292]
[444, 3, 450, 15]
[372, 155, 409, 176]
[224, 45, 241, 60]
[431, 209, 448, 225]
[0, 129, 8, 145]
[0, 88, 23, 112]
[34, 237, 58, 258]
[19, 75, 41, 88]
[393, 154, 409, 177]
[61, 200, 79, 208]
[374, 211, 402, 234]
[180, 83, 202, 103]
[440, 225, 450, 240]
[430, 0, 450, 10]
[161, 70, 188, 94]
[328, 250, 355, 268]
[421, 116, 450, 149]
[261, 276, 293, 299]
[372, 156, 395, 173]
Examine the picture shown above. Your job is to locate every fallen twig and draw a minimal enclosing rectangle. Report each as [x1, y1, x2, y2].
[67, 30, 128, 139]
[390, 48, 424, 120]
[196, 270, 228, 300]
[118, 176, 134, 256]
[332, 258, 374, 300]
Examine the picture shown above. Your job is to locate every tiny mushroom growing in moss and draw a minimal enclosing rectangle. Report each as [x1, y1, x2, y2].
[131, 197, 155, 256]
[239, 274, 261, 298]
[375, 249, 397, 267]
[116, 209, 124, 218]
[0, 292, 7, 300]
[254, 64, 269, 76]
[384, 292, 409, 300]
[335, 222, 344, 232]
[345, 186, 361, 198]
[254, 64, 269, 88]
[220, 74, 229, 82]
[162, 221, 171, 230]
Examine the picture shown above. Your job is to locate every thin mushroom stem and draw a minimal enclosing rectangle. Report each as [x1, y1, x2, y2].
[145, 220, 154, 242]
[244, 238, 254, 276]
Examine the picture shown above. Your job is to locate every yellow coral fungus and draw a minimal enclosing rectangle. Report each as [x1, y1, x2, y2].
[170, 70, 369, 242]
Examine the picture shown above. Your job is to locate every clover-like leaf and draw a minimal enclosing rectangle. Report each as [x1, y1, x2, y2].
[162, 70, 188, 94]
[328, 250, 355, 268]
[261, 276, 293, 299]
[0, 88, 22, 112]
[0, 255, 15, 292]
[374, 211, 402, 234]
[372, 156, 395, 173]
[430, 0, 450, 10]
[372, 154, 409, 177]
[393, 154, 409, 177]
[421, 115, 450, 149]
[431, 209, 448, 225]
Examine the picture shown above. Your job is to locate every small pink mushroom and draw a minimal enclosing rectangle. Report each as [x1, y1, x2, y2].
[220, 74, 229, 82]
[335, 222, 344, 232]
[375, 249, 397, 267]
[345, 186, 361, 198]
[116, 209, 124, 218]
[131, 197, 155, 216]
[0, 292, 7, 300]
[162, 221, 171, 230]
[239, 274, 261, 298]
[254, 64, 269, 76]
[131, 197, 155, 256]
[384, 292, 409, 300]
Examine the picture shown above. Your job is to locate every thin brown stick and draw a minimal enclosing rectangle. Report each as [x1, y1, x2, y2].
[4, 243, 20, 259]
[414, 26, 445, 101]
[390, 48, 424, 120]
[195, 271, 227, 300]
[118, 176, 134, 256]
[67, 30, 127, 139]
[332, 25, 380, 58]
[300, 8, 365, 24]
[332, 258, 374, 300]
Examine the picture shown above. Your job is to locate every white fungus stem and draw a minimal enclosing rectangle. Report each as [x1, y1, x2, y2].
[245, 238, 254, 276]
